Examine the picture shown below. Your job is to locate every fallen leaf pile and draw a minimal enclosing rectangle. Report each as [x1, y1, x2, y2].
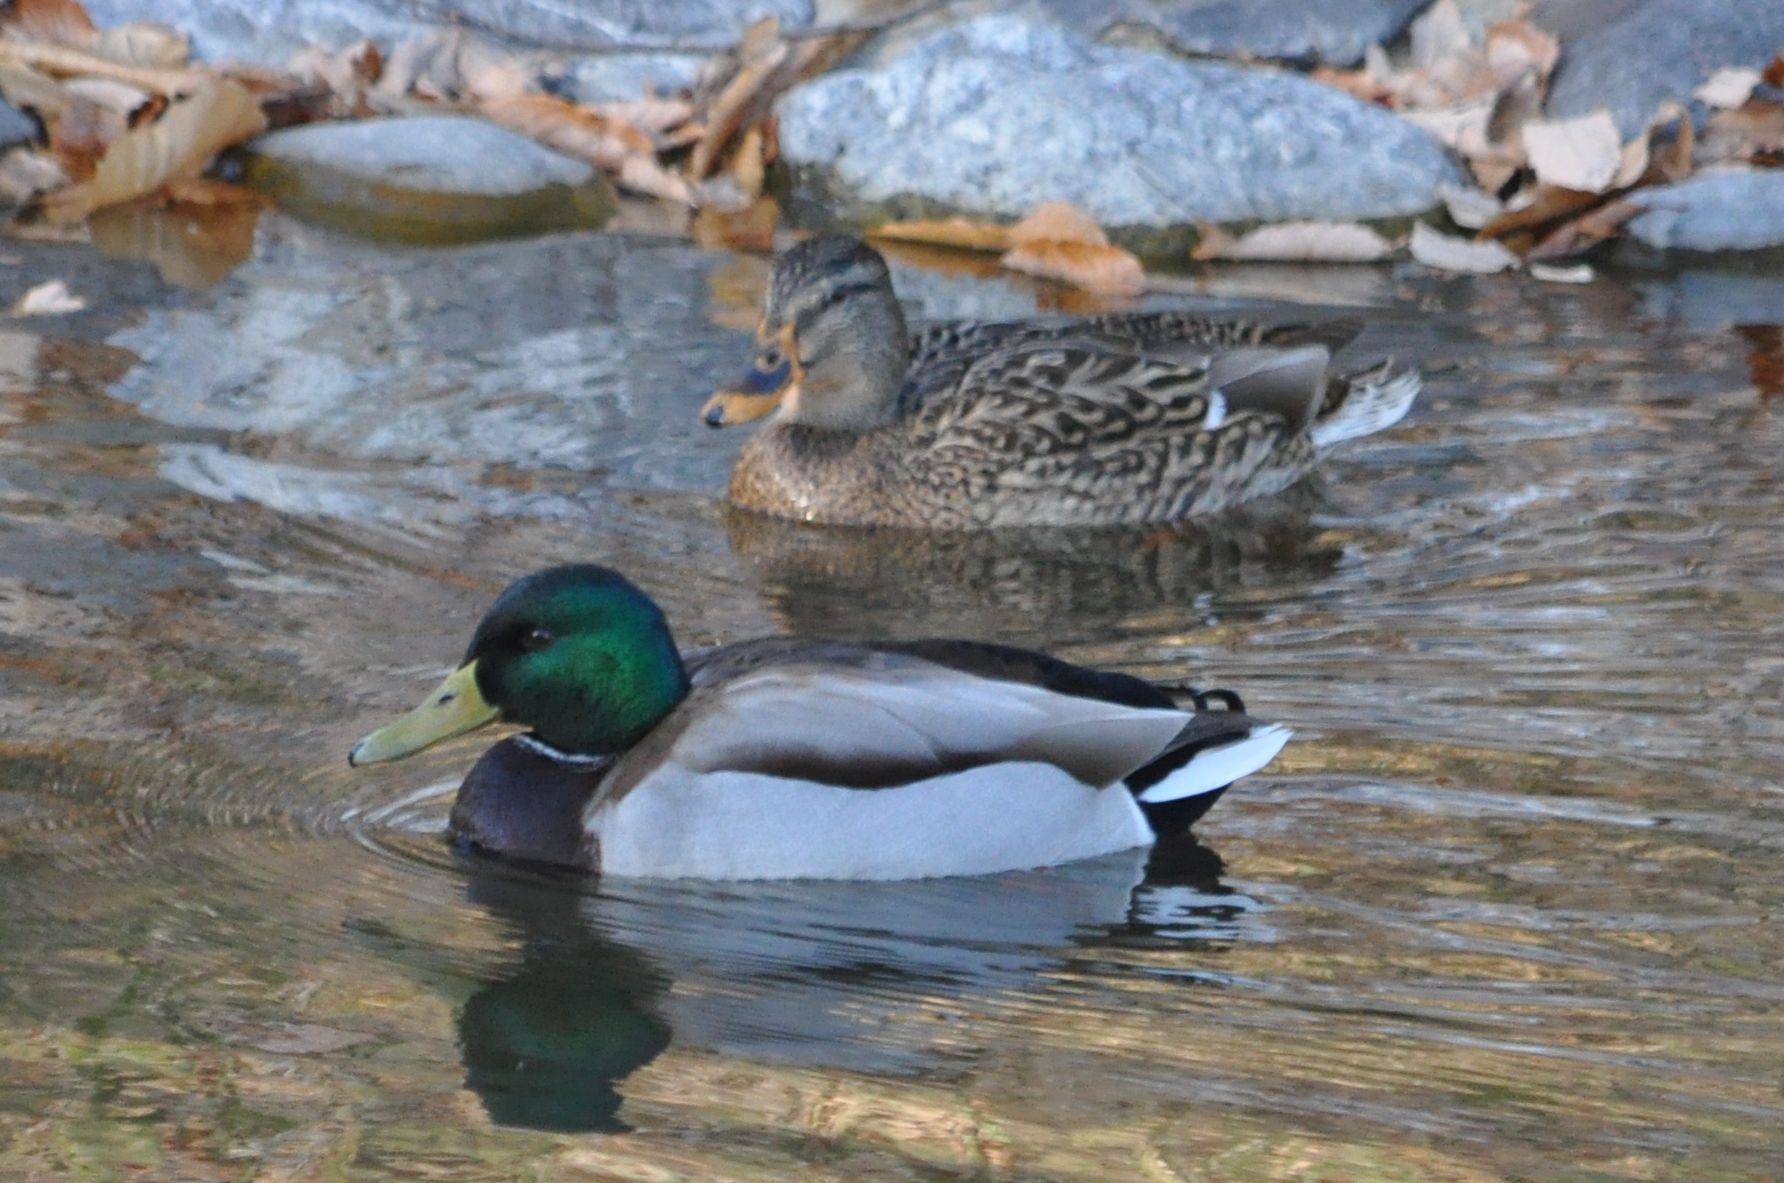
[0, 0, 866, 238]
[1315, 0, 1784, 275]
[0, 0, 1780, 292]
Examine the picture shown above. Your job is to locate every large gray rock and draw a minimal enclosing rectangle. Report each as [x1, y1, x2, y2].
[78, 0, 812, 64]
[1624, 170, 1784, 254]
[778, 14, 1459, 244]
[244, 115, 615, 243]
[1047, 0, 1431, 68]
[1537, 0, 1784, 138]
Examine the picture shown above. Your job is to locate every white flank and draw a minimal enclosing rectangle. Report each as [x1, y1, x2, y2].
[1308, 364, 1421, 449]
[593, 763, 1154, 881]
[1203, 389, 1227, 429]
[1135, 724, 1292, 804]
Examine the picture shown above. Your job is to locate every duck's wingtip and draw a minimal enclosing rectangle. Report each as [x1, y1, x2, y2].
[1309, 361, 1421, 449]
[1136, 722, 1292, 804]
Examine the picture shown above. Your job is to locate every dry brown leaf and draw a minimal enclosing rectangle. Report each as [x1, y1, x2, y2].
[869, 216, 1014, 253]
[91, 23, 189, 69]
[1523, 111, 1624, 193]
[1524, 199, 1640, 262]
[0, 59, 70, 120]
[1409, 222, 1519, 273]
[1702, 97, 1784, 167]
[0, 0, 97, 48]
[1696, 67, 1762, 110]
[479, 89, 697, 201]
[688, 28, 789, 179]
[481, 92, 655, 166]
[47, 86, 133, 180]
[1192, 220, 1396, 262]
[1002, 238, 1145, 296]
[0, 37, 202, 93]
[481, 91, 696, 202]
[590, 97, 694, 136]
[44, 76, 265, 221]
[1478, 184, 1600, 241]
[730, 123, 765, 197]
[1766, 53, 1784, 89]
[1009, 200, 1110, 249]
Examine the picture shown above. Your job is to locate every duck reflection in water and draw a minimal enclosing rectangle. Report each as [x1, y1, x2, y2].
[722, 489, 1345, 643]
[453, 836, 1254, 1133]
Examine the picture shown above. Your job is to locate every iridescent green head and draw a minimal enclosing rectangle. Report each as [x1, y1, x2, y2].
[350, 565, 689, 765]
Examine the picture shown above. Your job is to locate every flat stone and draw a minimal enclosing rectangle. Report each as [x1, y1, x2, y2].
[777, 14, 1459, 247]
[1536, 0, 1784, 138]
[1624, 169, 1784, 254]
[1, 99, 35, 150]
[78, 0, 813, 64]
[1046, 0, 1431, 68]
[244, 115, 615, 243]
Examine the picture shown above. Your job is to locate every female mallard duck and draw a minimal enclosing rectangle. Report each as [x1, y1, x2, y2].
[702, 235, 1420, 528]
[349, 564, 1289, 880]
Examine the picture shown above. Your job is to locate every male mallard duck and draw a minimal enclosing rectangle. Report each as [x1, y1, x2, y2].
[702, 235, 1420, 528]
[349, 564, 1289, 880]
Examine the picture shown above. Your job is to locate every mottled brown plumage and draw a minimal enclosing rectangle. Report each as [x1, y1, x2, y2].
[707, 236, 1421, 529]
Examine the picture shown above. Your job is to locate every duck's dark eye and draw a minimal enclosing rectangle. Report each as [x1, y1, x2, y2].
[520, 627, 555, 652]
[758, 345, 783, 370]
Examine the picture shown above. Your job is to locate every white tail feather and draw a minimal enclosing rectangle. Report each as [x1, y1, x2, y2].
[1136, 724, 1292, 803]
[1308, 362, 1420, 449]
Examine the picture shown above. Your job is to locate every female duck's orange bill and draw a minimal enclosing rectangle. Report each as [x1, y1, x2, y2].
[701, 355, 794, 428]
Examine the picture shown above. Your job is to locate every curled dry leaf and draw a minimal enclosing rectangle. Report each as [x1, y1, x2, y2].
[0, 0, 97, 49]
[10, 279, 85, 316]
[1192, 220, 1397, 262]
[0, 60, 69, 118]
[1409, 221, 1519, 273]
[1002, 202, 1144, 296]
[90, 23, 189, 69]
[1523, 111, 1624, 193]
[868, 216, 1013, 253]
[0, 38, 202, 94]
[1002, 238, 1146, 296]
[1525, 198, 1641, 262]
[479, 91, 694, 203]
[43, 75, 265, 221]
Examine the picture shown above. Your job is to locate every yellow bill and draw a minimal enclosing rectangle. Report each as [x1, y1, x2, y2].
[349, 661, 499, 766]
[702, 322, 800, 428]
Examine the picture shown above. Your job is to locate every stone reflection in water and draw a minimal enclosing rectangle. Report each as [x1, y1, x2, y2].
[724, 491, 1345, 642]
[452, 840, 1241, 1133]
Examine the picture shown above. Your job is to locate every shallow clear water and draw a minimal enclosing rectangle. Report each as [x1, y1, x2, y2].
[0, 215, 1779, 1181]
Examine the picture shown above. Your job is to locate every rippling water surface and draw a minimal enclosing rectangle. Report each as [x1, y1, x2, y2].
[0, 218, 1779, 1181]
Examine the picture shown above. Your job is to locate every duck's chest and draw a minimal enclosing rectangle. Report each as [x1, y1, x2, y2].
[727, 426, 958, 527]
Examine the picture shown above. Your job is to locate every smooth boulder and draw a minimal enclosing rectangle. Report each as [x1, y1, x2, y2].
[777, 14, 1460, 247]
[244, 115, 615, 244]
[1624, 170, 1784, 255]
